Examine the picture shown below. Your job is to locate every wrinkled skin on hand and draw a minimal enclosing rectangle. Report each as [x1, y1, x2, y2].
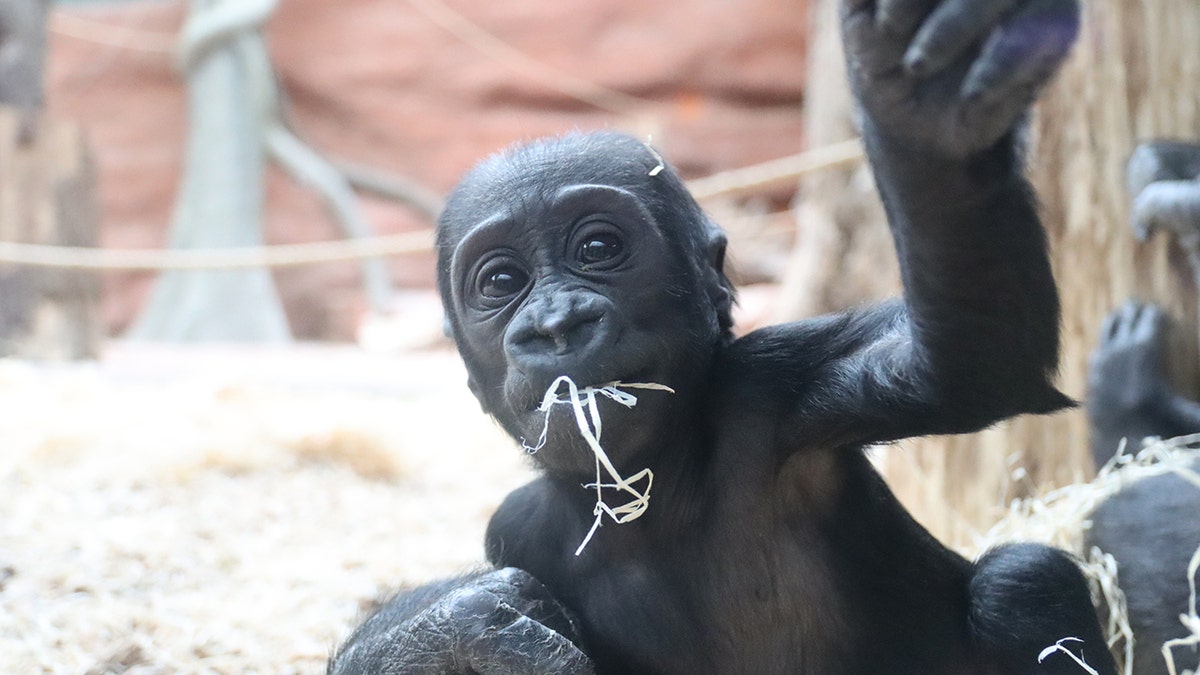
[842, 0, 1078, 158]
[331, 568, 594, 675]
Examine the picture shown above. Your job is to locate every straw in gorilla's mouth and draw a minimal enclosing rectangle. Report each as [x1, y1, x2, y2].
[520, 375, 674, 555]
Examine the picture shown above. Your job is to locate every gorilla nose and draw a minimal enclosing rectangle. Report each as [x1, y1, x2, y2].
[537, 307, 603, 353]
[519, 305, 604, 354]
[506, 293, 614, 373]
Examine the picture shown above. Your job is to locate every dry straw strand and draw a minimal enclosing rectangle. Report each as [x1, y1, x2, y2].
[1162, 543, 1200, 675]
[521, 376, 674, 555]
[978, 435, 1200, 675]
[1039, 637, 1102, 675]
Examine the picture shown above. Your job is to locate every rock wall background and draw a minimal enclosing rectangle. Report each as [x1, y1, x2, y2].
[46, 0, 809, 339]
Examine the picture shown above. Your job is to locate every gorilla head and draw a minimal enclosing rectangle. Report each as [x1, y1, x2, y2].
[435, 132, 734, 475]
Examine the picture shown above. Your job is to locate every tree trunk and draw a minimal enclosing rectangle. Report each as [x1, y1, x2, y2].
[127, 0, 291, 342]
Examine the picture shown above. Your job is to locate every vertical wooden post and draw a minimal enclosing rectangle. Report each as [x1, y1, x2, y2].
[0, 108, 101, 359]
[0, 0, 48, 143]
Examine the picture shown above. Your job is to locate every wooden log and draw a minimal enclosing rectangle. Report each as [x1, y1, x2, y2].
[0, 106, 100, 359]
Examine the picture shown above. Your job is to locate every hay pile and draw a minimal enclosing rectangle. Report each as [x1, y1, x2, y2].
[0, 345, 532, 674]
[972, 437, 1200, 675]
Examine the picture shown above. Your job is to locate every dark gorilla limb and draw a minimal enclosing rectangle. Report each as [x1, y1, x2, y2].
[970, 544, 1122, 675]
[1126, 141, 1200, 244]
[330, 1, 1113, 673]
[1083, 139, 1200, 675]
[1089, 136, 1200, 672]
[1086, 302, 1200, 467]
[330, 568, 592, 675]
[1085, 303, 1200, 675]
[1087, 470, 1200, 675]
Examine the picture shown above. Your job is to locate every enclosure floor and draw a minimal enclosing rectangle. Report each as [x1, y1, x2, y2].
[0, 342, 533, 674]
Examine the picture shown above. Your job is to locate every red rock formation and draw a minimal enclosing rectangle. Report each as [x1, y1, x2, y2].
[46, 0, 807, 339]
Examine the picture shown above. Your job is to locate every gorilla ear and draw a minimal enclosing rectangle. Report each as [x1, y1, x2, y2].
[703, 225, 735, 333]
[442, 315, 455, 339]
[706, 228, 728, 275]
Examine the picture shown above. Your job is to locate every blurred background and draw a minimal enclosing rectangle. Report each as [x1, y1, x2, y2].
[34, 0, 813, 343]
[3, 0, 1200, 672]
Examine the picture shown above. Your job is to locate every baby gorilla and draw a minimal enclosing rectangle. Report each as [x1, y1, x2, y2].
[331, 0, 1113, 673]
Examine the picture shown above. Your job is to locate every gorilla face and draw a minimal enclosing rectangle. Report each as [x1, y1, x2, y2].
[437, 133, 731, 476]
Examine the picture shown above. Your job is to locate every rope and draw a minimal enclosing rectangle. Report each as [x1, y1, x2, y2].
[52, 1, 655, 119]
[687, 138, 865, 200]
[406, 0, 651, 116]
[177, 0, 277, 73]
[0, 141, 865, 271]
[50, 12, 177, 54]
[0, 231, 432, 271]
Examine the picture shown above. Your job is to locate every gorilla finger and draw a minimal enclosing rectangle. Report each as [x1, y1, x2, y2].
[490, 567, 551, 599]
[1129, 181, 1200, 242]
[876, 0, 938, 39]
[960, 0, 1080, 101]
[841, 8, 897, 77]
[486, 568, 582, 640]
[1127, 141, 1200, 197]
[1095, 301, 1137, 346]
[472, 568, 561, 613]
[1129, 194, 1158, 243]
[1115, 300, 1143, 341]
[384, 614, 461, 675]
[465, 612, 595, 675]
[474, 568, 537, 597]
[902, 0, 1019, 77]
[1099, 307, 1123, 344]
[1130, 303, 1166, 345]
[1127, 144, 1178, 198]
[438, 584, 592, 674]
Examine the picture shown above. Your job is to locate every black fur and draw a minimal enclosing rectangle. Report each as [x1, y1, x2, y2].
[1086, 300, 1200, 675]
[330, 1, 1113, 673]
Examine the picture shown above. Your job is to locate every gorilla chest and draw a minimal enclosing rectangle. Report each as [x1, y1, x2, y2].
[536, 497, 857, 673]
[485, 454, 936, 673]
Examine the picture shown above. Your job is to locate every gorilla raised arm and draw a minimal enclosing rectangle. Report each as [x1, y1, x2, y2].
[331, 1, 1113, 673]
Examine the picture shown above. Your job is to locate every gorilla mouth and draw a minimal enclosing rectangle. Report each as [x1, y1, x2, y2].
[518, 375, 674, 452]
[519, 368, 655, 413]
[516, 374, 674, 555]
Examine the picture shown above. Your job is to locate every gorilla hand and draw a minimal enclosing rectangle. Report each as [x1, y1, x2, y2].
[1123, 141, 1200, 245]
[330, 568, 594, 675]
[841, 0, 1080, 159]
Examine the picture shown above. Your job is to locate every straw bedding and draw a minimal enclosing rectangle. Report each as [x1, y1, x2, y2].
[0, 345, 530, 674]
[973, 437, 1200, 675]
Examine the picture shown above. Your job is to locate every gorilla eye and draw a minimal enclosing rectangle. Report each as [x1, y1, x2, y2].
[577, 233, 625, 268]
[479, 267, 528, 299]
